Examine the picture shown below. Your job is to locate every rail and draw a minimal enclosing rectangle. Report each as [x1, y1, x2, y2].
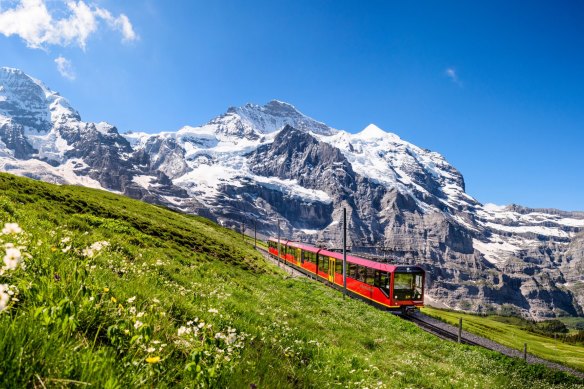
[253, 244, 584, 380]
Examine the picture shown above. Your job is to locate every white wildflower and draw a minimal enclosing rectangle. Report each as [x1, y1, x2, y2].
[61, 236, 71, 244]
[146, 347, 156, 353]
[90, 241, 109, 251]
[226, 333, 237, 345]
[0, 284, 11, 311]
[208, 308, 218, 314]
[137, 311, 145, 318]
[134, 320, 143, 329]
[62, 245, 71, 253]
[2, 223, 22, 235]
[82, 248, 95, 258]
[129, 307, 137, 315]
[127, 296, 136, 303]
[3, 247, 21, 270]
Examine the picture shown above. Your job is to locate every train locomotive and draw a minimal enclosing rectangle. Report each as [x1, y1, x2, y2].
[268, 238, 425, 312]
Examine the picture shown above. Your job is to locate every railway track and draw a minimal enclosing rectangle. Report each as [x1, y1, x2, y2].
[254, 245, 584, 380]
[400, 312, 481, 346]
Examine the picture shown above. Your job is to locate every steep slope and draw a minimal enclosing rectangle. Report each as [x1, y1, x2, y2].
[1, 67, 583, 319]
[3, 173, 582, 387]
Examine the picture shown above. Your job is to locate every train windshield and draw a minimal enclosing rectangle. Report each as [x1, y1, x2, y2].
[393, 272, 423, 301]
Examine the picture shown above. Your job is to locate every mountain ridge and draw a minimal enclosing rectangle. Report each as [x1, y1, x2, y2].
[1, 67, 583, 319]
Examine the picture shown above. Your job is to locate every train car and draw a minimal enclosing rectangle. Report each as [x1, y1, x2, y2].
[267, 238, 425, 312]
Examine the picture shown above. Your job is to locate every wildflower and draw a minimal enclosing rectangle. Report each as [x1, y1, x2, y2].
[127, 296, 136, 303]
[51, 247, 57, 252]
[62, 246, 71, 253]
[137, 311, 145, 318]
[146, 347, 156, 353]
[82, 248, 95, 258]
[0, 284, 11, 312]
[152, 298, 160, 304]
[226, 333, 237, 345]
[111, 297, 117, 303]
[2, 223, 22, 235]
[208, 308, 219, 314]
[178, 326, 190, 336]
[3, 247, 21, 270]
[103, 287, 110, 293]
[145, 356, 160, 364]
[134, 320, 143, 329]
[90, 241, 107, 251]
[129, 306, 136, 315]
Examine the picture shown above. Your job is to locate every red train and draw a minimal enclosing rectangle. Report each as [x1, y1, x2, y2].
[267, 238, 425, 312]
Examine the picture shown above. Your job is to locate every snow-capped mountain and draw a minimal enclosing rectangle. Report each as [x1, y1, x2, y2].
[0, 67, 186, 200]
[1, 67, 583, 319]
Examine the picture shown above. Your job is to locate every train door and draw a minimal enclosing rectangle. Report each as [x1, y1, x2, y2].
[328, 257, 335, 283]
[296, 248, 302, 265]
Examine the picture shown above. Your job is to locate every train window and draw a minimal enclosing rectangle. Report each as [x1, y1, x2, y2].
[317, 255, 322, 271]
[374, 271, 390, 296]
[414, 274, 423, 299]
[357, 266, 366, 282]
[365, 268, 375, 285]
[322, 257, 329, 272]
[348, 263, 357, 279]
[335, 259, 343, 275]
[374, 270, 381, 287]
[393, 272, 424, 300]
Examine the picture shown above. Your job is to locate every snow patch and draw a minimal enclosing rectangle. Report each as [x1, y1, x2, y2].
[133, 175, 155, 189]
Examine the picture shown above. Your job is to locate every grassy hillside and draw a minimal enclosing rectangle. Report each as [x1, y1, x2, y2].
[0, 173, 582, 388]
[422, 307, 584, 372]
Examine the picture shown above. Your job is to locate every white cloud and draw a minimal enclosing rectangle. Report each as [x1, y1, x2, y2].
[0, 0, 138, 50]
[445, 67, 462, 86]
[54, 55, 75, 80]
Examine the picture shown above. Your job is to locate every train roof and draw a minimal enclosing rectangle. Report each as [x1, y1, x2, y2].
[268, 238, 424, 273]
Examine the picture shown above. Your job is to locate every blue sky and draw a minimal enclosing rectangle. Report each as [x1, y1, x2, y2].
[1, 1, 583, 211]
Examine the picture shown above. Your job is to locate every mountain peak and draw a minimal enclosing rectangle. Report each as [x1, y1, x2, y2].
[211, 100, 337, 136]
[357, 124, 388, 139]
[0, 67, 25, 76]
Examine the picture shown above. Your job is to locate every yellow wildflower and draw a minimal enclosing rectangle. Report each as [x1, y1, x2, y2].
[111, 297, 117, 303]
[103, 287, 109, 293]
[146, 356, 160, 364]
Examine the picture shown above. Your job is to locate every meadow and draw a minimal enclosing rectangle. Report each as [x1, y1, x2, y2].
[0, 173, 582, 388]
[422, 307, 584, 373]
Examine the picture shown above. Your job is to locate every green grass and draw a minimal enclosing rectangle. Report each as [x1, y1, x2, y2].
[560, 317, 584, 331]
[0, 172, 582, 388]
[422, 307, 584, 373]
